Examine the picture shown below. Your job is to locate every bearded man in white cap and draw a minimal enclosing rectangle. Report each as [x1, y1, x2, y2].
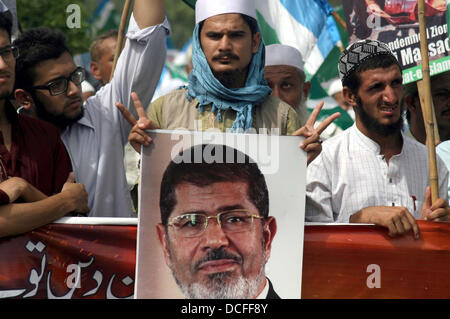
[306, 39, 450, 239]
[264, 44, 311, 126]
[118, 0, 340, 165]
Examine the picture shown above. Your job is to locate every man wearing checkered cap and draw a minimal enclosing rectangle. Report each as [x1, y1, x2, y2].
[306, 39, 450, 239]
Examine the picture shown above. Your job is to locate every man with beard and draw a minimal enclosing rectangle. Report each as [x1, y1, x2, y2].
[264, 44, 311, 126]
[156, 144, 279, 299]
[264, 44, 341, 163]
[12, 0, 169, 217]
[0, 11, 89, 237]
[118, 0, 338, 166]
[306, 39, 450, 239]
[135, 0, 298, 136]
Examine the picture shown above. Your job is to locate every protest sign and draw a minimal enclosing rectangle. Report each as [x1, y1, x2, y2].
[342, 0, 449, 84]
[135, 130, 306, 299]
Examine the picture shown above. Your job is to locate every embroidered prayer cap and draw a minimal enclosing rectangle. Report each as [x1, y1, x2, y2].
[195, 0, 257, 24]
[338, 39, 397, 83]
[265, 44, 304, 71]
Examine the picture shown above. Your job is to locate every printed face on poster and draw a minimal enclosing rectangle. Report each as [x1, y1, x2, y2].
[134, 130, 306, 299]
[342, 0, 449, 84]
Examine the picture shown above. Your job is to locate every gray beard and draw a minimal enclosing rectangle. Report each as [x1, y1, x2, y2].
[294, 97, 308, 126]
[179, 270, 265, 299]
[168, 240, 267, 299]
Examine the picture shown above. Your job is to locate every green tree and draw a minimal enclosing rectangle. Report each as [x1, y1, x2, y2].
[16, 0, 94, 55]
[165, 0, 195, 49]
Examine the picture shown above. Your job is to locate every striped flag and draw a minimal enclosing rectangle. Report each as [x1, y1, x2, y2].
[255, 0, 341, 80]
[91, 0, 121, 36]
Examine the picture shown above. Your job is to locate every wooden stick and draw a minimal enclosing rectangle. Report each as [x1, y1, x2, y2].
[332, 11, 347, 31]
[110, 0, 132, 83]
[417, 0, 439, 203]
[416, 80, 441, 146]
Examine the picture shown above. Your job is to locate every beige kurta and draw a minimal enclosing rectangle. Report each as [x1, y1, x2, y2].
[147, 88, 301, 135]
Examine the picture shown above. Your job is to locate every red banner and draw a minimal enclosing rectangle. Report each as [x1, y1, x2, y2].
[302, 221, 450, 298]
[1, 220, 449, 299]
[0, 223, 136, 299]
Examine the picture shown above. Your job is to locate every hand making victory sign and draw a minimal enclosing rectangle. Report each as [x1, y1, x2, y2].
[116, 92, 160, 153]
[117, 93, 341, 165]
[293, 101, 341, 165]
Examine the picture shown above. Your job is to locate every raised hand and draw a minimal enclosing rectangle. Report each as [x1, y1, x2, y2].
[292, 101, 341, 165]
[116, 92, 160, 153]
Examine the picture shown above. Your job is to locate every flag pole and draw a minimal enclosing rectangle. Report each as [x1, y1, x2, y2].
[332, 11, 347, 31]
[417, 0, 439, 203]
[110, 0, 132, 82]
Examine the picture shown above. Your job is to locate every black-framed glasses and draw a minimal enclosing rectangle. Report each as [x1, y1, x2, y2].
[0, 45, 19, 63]
[167, 209, 264, 238]
[31, 67, 86, 96]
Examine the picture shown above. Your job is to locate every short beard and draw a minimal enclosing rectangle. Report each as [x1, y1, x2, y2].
[355, 95, 403, 136]
[168, 242, 266, 299]
[0, 89, 13, 100]
[33, 95, 83, 130]
[213, 68, 249, 89]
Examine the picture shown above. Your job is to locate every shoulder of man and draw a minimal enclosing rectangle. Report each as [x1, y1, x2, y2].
[148, 88, 197, 128]
[256, 95, 300, 135]
[17, 112, 61, 140]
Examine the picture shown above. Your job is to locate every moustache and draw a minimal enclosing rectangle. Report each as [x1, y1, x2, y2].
[194, 248, 242, 270]
[213, 53, 239, 61]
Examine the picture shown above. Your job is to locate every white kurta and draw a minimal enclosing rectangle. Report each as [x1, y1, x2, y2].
[61, 15, 169, 217]
[306, 125, 449, 223]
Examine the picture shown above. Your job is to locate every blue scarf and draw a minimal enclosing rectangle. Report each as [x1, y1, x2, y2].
[186, 24, 272, 132]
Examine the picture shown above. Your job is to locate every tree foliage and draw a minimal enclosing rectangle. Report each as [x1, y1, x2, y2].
[16, 0, 95, 55]
[165, 0, 195, 49]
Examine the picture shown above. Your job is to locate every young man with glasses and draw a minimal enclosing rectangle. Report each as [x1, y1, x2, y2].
[13, 0, 169, 218]
[0, 12, 89, 238]
[156, 144, 279, 299]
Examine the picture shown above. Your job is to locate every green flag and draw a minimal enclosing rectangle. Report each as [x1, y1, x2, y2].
[182, 0, 195, 9]
[447, 0, 450, 40]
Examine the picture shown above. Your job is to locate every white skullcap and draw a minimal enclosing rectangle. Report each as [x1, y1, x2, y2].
[328, 78, 343, 96]
[265, 44, 304, 71]
[195, 0, 257, 24]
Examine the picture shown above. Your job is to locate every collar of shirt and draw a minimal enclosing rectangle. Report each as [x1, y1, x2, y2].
[352, 124, 406, 157]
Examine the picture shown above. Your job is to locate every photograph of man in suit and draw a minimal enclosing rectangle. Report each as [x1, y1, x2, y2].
[155, 144, 280, 299]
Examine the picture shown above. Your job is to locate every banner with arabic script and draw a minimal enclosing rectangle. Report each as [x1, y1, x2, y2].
[0, 219, 137, 299]
[1, 219, 450, 299]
